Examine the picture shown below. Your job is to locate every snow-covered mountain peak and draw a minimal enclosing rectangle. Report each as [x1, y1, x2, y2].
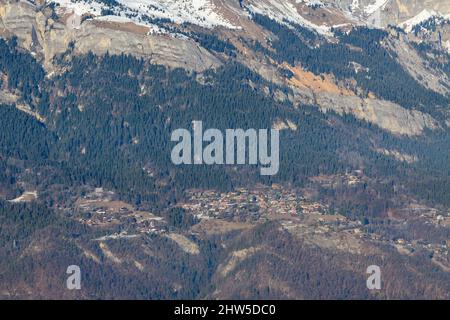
[50, 0, 239, 29]
[245, 0, 332, 35]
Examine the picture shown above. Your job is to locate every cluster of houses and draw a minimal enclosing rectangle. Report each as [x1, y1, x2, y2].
[182, 185, 332, 222]
[75, 188, 166, 235]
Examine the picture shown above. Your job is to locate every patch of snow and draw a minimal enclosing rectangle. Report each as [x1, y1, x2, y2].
[297, 0, 324, 8]
[350, 0, 359, 13]
[364, 0, 390, 16]
[399, 9, 446, 33]
[95, 15, 136, 23]
[52, 0, 103, 16]
[444, 40, 450, 53]
[332, 23, 352, 28]
[51, 0, 238, 29]
[248, 0, 331, 36]
[118, 0, 238, 28]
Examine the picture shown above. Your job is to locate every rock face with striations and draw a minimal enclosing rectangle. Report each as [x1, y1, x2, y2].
[0, 0, 221, 72]
[44, 20, 221, 71]
[0, 0, 447, 137]
[321, 0, 450, 27]
[289, 85, 439, 136]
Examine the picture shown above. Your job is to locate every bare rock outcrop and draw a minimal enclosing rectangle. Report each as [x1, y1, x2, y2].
[0, 0, 221, 72]
[385, 35, 450, 97]
[315, 93, 439, 136]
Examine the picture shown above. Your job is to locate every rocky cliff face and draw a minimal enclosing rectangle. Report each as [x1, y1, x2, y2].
[0, 1, 449, 301]
[317, 0, 450, 27]
[0, 0, 221, 72]
[0, 0, 448, 137]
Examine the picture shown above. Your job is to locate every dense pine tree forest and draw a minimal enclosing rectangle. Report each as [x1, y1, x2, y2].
[0, 25, 449, 299]
[0, 35, 449, 209]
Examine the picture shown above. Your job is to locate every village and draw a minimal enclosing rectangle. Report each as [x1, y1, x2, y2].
[65, 184, 448, 271]
[182, 184, 344, 224]
[180, 184, 449, 271]
[73, 188, 167, 236]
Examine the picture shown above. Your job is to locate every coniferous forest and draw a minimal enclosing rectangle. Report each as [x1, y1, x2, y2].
[0, 3, 449, 300]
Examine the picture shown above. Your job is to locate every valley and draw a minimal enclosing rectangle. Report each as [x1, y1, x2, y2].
[0, 0, 448, 300]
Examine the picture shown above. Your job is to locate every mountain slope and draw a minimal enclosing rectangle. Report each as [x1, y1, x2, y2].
[0, 0, 449, 300]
